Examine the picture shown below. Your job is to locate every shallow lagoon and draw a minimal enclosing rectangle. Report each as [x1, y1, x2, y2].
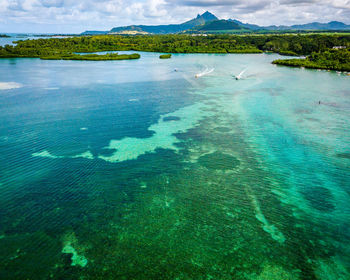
[0, 52, 349, 279]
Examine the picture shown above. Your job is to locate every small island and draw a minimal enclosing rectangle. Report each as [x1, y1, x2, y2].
[0, 34, 10, 38]
[159, 54, 171, 59]
[41, 53, 141, 61]
[273, 48, 350, 72]
[0, 35, 349, 68]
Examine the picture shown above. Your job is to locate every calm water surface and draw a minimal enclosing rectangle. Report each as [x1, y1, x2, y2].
[0, 52, 349, 279]
[0, 34, 70, 46]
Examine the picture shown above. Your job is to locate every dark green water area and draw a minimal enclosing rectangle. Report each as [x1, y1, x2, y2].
[0, 52, 349, 279]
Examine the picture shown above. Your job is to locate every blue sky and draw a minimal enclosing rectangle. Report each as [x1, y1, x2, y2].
[0, 0, 349, 33]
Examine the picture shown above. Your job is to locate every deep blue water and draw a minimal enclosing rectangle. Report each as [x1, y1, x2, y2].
[0, 52, 349, 279]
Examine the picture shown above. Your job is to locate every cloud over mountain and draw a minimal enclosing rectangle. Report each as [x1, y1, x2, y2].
[0, 0, 349, 33]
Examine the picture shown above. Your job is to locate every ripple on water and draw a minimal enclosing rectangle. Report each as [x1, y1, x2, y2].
[300, 186, 335, 212]
[163, 116, 181, 122]
[252, 264, 299, 280]
[197, 152, 240, 170]
[336, 153, 350, 159]
[214, 126, 232, 133]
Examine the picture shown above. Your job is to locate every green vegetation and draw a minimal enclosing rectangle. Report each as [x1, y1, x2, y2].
[159, 54, 171, 59]
[191, 29, 252, 35]
[273, 48, 350, 71]
[0, 34, 10, 38]
[0, 34, 349, 68]
[41, 53, 140, 61]
[0, 35, 263, 56]
[0, 38, 142, 60]
[1, 34, 349, 55]
[277, 50, 298, 56]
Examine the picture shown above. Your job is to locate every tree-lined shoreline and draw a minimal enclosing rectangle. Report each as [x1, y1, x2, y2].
[273, 48, 350, 72]
[0, 34, 349, 70]
[41, 53, 140, 61]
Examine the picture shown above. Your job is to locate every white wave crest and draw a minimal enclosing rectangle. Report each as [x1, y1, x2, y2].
[195, 67, 214, 78]
[0, 82, 22, 90]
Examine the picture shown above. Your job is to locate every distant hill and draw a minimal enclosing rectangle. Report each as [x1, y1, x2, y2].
[289, 21, 350, 30]
[81, 12, 350, 35]
[229, 19, 261, 30]
[110, 24, 185, 34]
[183, 11, 218, 28]
[194, 20, 244, 32]
[232, 19, 350, 31]
[81, 30, 108, 35]
[109, 11, 218, 34]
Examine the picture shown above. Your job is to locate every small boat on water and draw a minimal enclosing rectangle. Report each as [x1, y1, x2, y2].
[234, 69, 246, 80]
[195, 68, 214, 78]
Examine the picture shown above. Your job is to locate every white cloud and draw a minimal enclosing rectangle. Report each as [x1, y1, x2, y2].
[0, 0, 349, 33]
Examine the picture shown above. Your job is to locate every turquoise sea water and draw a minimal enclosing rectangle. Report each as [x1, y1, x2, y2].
[0, 52, 349, 279]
